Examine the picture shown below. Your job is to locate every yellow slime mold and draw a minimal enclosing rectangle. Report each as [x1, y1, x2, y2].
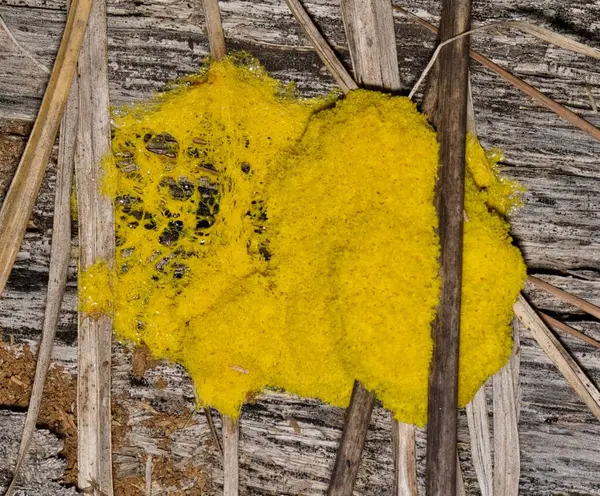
[82, 56, 526, 426]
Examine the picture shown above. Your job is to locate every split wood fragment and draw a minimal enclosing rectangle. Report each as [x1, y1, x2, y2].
[514, 295, 600, 422]
[4, 74, 79, 496]
[393, 5, 600, 142]
[75, 0, 115, 493]
[424, 0, 471, 494]
[0, 0, 92, 298]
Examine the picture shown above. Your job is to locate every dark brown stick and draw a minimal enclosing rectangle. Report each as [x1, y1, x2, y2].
[424, 0, 471, 495]
[327, 381, 376, 496]
[393, 6, 600, 143]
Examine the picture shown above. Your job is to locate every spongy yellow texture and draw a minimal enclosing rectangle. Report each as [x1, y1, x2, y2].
[83, 56, 526, 426]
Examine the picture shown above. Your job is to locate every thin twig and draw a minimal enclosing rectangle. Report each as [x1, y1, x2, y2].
[201, 0, 226, 61]
[223, 415, 239, 496]
[539, 312, 600, 350]
[75, 0, 114, 493]
[284, 0, 357, 93]
[409, 18, 600, 99]
[145, 455, 153, 496]
[425, 0, 471, 494]
[204, 407, 223, 457]
[514, 295, 600, 421]
[393, 5, 600, 142]
[0, 14, 51, 74]
[0, 0, 92, 298]
[528, 276, 600, 320]
[4, 70, 78, 496]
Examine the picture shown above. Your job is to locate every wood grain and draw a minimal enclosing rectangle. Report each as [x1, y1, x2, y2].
[74, 0, 114, 493]
[393, 6, 600, 142]
[424, 0, 471, 493]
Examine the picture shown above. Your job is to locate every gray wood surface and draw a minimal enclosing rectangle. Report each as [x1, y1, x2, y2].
[1, 0, 600, 494]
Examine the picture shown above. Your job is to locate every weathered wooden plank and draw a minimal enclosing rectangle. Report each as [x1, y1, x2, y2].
[1, 0, 600, 494]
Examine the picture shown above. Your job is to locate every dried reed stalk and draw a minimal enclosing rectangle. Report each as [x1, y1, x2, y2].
[201, 0, 226, 61]
[4, 74, 79, 496]
[493, 321, 521, 496]
[223, 416, 239, 496]
[0, 0, 91, 298]
[539, 312, 600, 350]
[284, 0, 357, 93]
[528, 276, 600, 320]
[514, 295, 600, 421]
[465, 386, 492, 496]
[197, 2, 239, 492]
[75, 0, 114, 493]
[392, 5, 600, 142]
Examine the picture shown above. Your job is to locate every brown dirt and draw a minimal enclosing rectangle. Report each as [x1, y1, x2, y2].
[131, 343, 158, 381]
[0, 340, 78, 484]
[0, 119, 29, 198]
[115, 455, 210, 496]
[0, 341, 212, 494]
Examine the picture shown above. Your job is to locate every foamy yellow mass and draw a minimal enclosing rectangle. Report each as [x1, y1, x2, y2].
[81, 55, 526, 426]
